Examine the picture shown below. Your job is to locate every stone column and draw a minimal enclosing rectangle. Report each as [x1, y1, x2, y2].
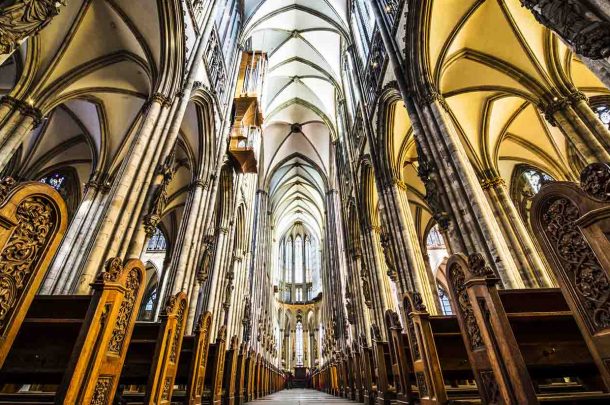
[481, 175, 555, 288]
[347, 247, 372, 343]
[205, 222, 233, 334]
[169, 179, 207, 293]
[72, 94, 172, 293]
[41, 177, 111, 293]
[543, 95, 610, 164]
[378, 179, 441, 314]
[249, 189, 269, 352]
[568, 91, 610, 149]
[360, 227, 391, 334]
[415, 95, 525, 288]
[0, 98, 42, 170]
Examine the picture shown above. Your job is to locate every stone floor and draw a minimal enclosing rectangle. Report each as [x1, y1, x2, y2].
[245, 389, 355, 404]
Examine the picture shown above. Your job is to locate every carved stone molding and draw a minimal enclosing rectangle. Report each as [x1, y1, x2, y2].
[480, 176, 506, 190]
[380, 231, 398, 282]
[144, 151, 177, 237]
[522, 0, 610, 60]
[0, 0, 65, 55]
[417, 143, 451, 230]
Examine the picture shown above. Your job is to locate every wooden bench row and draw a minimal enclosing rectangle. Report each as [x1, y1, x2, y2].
[0, 256, 284, 404]
[314, 267, 610, 404]
[0, 180, 284, 404]
[313, 163, 610, 404]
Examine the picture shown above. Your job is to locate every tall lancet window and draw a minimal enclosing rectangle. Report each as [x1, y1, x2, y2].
[510, 165, 554, 229]
[296, 321, 304, 366]
[286, 237, 293, 283]
[305, 237, 312, 283]
[295, 236, 303, 283]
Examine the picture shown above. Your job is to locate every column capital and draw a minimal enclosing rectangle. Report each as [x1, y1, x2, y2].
[191, 178, 207, 190]
[540, 96, 570, 126]
[480, 176, 506, 190]
[417, 86, 449, 111]
[150, 92, 172, 107]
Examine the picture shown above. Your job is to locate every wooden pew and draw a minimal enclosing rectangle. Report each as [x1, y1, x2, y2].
[0, 257, 146, 404]
[351, 341, 365, 402]
[221, 335, 239, 405]
[243, 349, 255, 402]
[201, 325, 227, 405]
[0, 179, 67, 368]
[170, 311, 213, 405]
[344, 347, 356, 400]
[115, 291, 188, 404]
[402, 291, 480, 404]
[446, 252, 610, 404]
[371, 325, 396, 405]
[233, 343, 248, 405]
[384, 309, 414, 405]
[532, 162, 610, 388]
[360, 334, 377, 405]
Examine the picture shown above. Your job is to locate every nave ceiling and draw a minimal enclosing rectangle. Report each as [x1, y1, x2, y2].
[242, 0, 348, 280]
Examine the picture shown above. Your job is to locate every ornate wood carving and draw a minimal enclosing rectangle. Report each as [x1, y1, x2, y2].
[145, 291, 188, 405]
[187, 311, 213, 404]
[402, 292, 447, 403]
[532, 163, 610, 387]
[0, 180, 67, 367]
[447, 263, 483, 350]
[542, 197, 610, 332]
[59, 258, 146, 404]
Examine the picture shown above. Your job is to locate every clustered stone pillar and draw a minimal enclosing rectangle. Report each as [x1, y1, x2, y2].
[480, 175, 554, 288]
[415, 94, 525, 288]
[0, 96, 43, 170]
[378, 178, 441, 314]
[542, 92, 610, 165]
[74, 94, 174, 293]
[41, 176, 111, 294]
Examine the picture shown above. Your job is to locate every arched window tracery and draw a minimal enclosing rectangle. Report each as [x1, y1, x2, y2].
[286, 237, 293, 283]
[295, 321, 304, 367]
[437, 285, 453, 316]
[295, 235, 303, 283]
[510, 165, 554, 229]
[147, 228, 167, 252]
[39, 168, 80, 218]
[594, 104, 610, 130]
[425, 223, 448, 275]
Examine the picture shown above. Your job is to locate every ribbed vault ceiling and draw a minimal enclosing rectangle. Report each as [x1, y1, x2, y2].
[243, 0, 347, 244]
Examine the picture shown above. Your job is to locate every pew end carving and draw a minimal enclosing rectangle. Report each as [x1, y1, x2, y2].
[532, 162, 610, 389]
[0, 179, 68, 368]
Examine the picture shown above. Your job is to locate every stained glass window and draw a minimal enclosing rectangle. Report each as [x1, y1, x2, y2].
[40, 172, 66, 191]
[438, 285, 453, 315]
[595, 105, 610, 130]
[426, 224, 445, 248]
[296, 321, 304, 366]
[511, 166, 553, 228]
[286, 237, 292, 283]
[147, 228, 167, 251]
[295, 236, 303, 283]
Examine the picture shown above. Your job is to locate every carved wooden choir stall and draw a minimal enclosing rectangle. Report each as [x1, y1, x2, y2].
[312, 163, 610, 404]
[0, 179, 284, 404]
